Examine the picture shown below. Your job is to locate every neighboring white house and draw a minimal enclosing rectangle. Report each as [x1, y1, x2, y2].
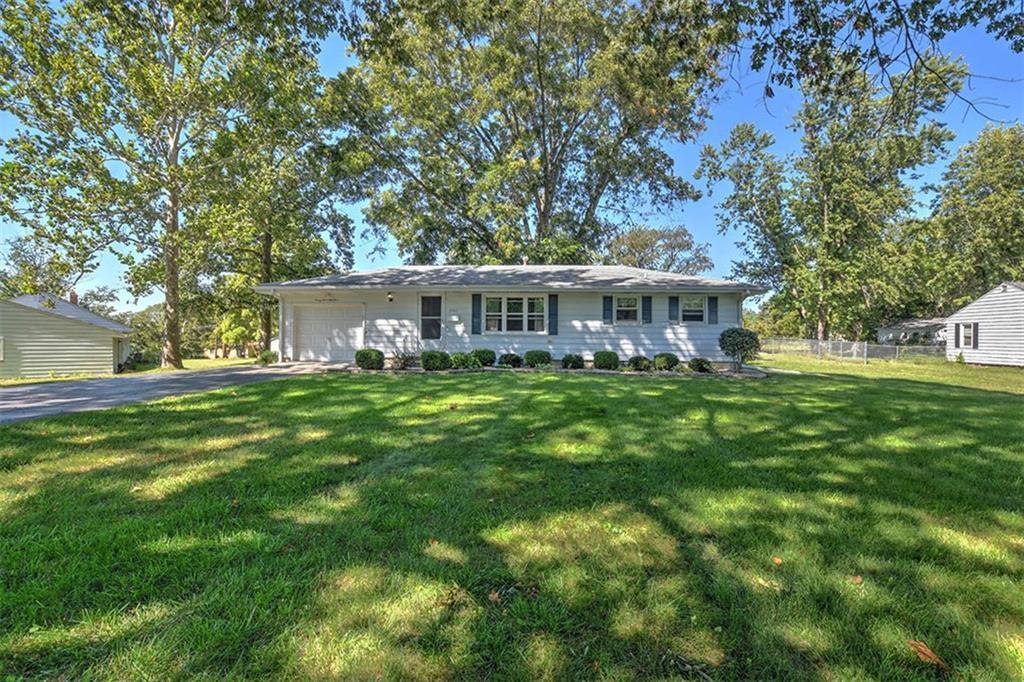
[876, 317, 947, 345]
[946, 282, 1024, 366]
[0, 294, 131, 378]
[254, 265, 764, 363]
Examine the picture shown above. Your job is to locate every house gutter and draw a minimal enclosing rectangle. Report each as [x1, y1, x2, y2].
[253, 284, 768, 295]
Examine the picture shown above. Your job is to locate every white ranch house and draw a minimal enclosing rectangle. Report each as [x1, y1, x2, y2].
[255, 265, 764, 364]
[946, 281, 1024, 367]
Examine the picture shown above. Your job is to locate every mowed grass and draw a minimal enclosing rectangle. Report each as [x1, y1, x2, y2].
[1, 362, 1022, 680]
[0, 357, 255, 387]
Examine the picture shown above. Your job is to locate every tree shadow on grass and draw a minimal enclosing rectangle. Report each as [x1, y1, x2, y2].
[0, 371, 1022, 679]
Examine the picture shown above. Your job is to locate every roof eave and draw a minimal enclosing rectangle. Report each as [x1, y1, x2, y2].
[256, 283, 766, 294]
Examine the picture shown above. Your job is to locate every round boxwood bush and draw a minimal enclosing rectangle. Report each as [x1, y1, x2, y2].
[626, 355, 652, 372]
[354, 348, 385, 370]
[497, 352, 523, 368]
[592, 350, 620, 370]
[688, 357, 714, 373]
[523, 350, 552, 368]
[653, 352, 680, 371]
[561, 353, 584, 369]
[256, 350, 278, 366]
[421, 350, 452, 371]
[719, 327, 761, 370]
[450, 352, 482, 369]
[471, 348, 496, 367]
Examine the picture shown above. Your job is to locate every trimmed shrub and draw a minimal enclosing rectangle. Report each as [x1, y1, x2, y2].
[421, 351, 452, 371]
[355, 348, 385, 370]
[718, 327, 761, 370]
[653, 352, 680, 371]
[450, 352, 482, 369]
[561, 353, 585, 369]
[393, 353, 418, 370]
[471, 348, 496, 367]
[256, 350, 278, 366]
[593, 350, 620, 370]
[497, 352, 523, 368]
[626, 355, 652, 372]
[688, 357, 714, 373]
[524, 350, 552, 368]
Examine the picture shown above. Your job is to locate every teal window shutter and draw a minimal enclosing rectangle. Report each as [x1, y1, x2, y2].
[471, 294, 481, 335]
[668, 295, 678, 322]
[708, 296, 718, 324]
[548, 294, 558, 335]
[603, 296, 613, 324]
[641, 296, 652, 324]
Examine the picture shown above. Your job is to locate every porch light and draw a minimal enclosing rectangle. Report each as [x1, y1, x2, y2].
[386, 291, 394, 302]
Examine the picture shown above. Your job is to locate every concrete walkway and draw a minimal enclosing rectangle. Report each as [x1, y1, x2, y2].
[0, 364, 320, 425]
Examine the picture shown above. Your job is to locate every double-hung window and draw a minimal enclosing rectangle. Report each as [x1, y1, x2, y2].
[680, 296, 705, 323]
[485, 297, 503, 331]
[961, 322, 973, 348]
[527, 297, 545, 332]
[484, 295, 546, 333]
[506, 297, 524, 331]
[420, 296, 442, 339]
[615, 296, 638, 323]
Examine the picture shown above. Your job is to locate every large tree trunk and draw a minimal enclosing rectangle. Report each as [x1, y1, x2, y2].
[160, 26, 184, 370]
[162, 192, 184, 369]
[816, 305, 828, 341]
[260, 227, 273, 352]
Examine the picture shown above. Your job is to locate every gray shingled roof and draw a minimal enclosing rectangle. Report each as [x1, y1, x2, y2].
[9, 294, 131, 334]
[880, 317, 947, 330]
[255, 265, 765, 293]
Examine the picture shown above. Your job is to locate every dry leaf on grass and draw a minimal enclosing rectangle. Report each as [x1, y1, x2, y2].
[771, 556, 783, 566]
[908, 640, 949, 671]
[850, 575, 863, 585]
[488, 591, 502, 604]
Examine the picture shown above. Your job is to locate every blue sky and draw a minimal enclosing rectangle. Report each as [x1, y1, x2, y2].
[1, 25, 1021, 311]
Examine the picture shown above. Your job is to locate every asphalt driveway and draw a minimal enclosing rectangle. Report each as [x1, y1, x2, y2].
[0, 364, 319, 425]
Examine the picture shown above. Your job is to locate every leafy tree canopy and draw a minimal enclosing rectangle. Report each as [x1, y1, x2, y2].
[338, 0, 731, 264]
[926, 123, 1024, 309]
[0, 0, 342, 367]
[699, 56, 965, 340]
[604, 226, 713, 274]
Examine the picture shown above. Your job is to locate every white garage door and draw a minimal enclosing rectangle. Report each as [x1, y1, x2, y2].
[294, 305, 364, 362]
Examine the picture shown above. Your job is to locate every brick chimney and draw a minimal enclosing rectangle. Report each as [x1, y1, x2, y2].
[68, 290, 78, 305]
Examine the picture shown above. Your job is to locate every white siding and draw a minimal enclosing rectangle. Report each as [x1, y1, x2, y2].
[277, 289, 744, 361]
[945, 284, 1024, 366]
[0, 301, 121, 378]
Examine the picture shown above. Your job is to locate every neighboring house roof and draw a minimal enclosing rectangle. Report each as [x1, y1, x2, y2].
[255, 265, 765, 294]
[879, 317, 947, 330]
[8, 294, 131, 334]
[947, 281, 1024, 321]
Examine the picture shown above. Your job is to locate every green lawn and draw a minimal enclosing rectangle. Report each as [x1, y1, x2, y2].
[0, 357, 255, 387]
[124, 356, 255, 375]
[1, 360, 1021, 679]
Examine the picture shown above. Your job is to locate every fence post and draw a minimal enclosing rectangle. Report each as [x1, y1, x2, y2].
[864, 340, 868, 365]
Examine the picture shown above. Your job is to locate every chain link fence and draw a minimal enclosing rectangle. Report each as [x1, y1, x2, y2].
[761, 337, 947, 363]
